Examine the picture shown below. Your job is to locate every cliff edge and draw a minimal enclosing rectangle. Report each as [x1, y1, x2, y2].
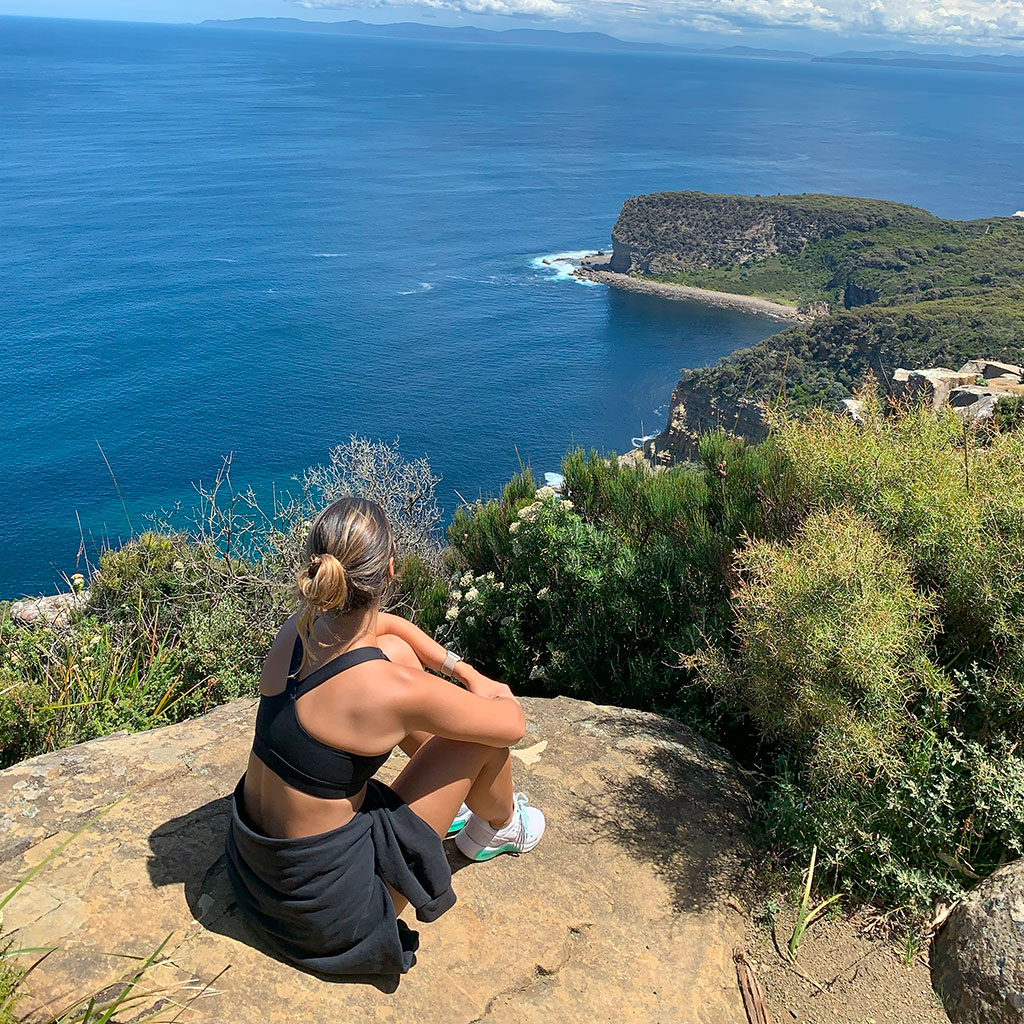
[0, 695, 754, 1023]
[608, 190, 934, 281]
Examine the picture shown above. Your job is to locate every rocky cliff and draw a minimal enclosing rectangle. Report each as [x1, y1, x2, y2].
[643, 375, 770, 464]
[608, 191, 934, 278]
[604, 190, 1024, 464]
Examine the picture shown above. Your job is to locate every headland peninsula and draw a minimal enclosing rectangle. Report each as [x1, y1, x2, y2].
[577, 190, 1024, 461]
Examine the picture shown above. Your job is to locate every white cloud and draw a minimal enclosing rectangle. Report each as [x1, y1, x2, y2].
[298, 0, 1024, 46]
[669, 0, 1024, 45]
[298, 0, 569, 16]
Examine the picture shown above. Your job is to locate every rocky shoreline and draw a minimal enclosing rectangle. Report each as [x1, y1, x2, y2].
[573, 261, 806, 322]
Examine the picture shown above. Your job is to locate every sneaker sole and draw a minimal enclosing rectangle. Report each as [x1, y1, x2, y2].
[445, 819, 469, 839]
[455, 832, 544, 861]
[465, 842, 521, 861]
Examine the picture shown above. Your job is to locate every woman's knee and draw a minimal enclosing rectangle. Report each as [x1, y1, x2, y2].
[377, 633, 423, 670]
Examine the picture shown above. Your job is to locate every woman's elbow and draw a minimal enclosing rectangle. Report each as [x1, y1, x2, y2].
[500, 704, 527, 747]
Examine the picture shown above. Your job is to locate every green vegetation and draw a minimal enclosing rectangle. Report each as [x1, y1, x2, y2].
[683, 290, 1024, 411]
[611, 191, 1024, 410]
[4, 404, 1024, 935]
[0, 958, 17, 1024]
[443, 393, 1024, 919]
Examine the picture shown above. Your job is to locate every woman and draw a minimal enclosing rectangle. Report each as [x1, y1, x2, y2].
[225, 496, 545, 978]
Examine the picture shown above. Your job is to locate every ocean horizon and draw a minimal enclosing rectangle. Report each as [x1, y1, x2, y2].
[3, 15, 1024, 597]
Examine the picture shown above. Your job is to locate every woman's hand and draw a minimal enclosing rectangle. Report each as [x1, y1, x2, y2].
[455, 663, 517, 702]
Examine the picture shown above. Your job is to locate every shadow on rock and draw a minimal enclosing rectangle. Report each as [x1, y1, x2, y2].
[579, 710, 755, 915]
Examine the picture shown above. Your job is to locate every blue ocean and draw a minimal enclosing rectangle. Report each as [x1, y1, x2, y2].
[3, 16, 1023, 597]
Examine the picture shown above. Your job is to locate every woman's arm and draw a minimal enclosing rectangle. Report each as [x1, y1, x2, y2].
[377, 612, 453, 674]
[395, 667, 526, 748]
[377, 612, 513, 700]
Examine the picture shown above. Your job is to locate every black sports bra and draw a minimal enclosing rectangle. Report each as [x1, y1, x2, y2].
[252, 636, 392, 799]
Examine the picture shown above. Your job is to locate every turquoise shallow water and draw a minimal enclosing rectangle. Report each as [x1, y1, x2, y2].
[3, 16, 1024, 596]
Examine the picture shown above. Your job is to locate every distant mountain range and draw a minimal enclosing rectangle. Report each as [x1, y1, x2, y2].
[198, 18, 677, 53]
[199, 19, 1024, 73]
[815, 50, 1024, 73]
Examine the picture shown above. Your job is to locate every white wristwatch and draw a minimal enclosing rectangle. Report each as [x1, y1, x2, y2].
[440, 649, 462, 678]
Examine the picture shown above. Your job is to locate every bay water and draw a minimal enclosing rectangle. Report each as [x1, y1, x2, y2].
[3, 16, 1023, 595]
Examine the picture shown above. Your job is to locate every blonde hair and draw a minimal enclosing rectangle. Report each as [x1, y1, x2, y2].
[295, 497, 395, 661]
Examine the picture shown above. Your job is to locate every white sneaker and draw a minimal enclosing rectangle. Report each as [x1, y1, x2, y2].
[455, 793, 545, 861]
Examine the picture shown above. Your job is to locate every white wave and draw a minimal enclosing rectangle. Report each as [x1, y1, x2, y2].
[631, 433, 657, 447]
[210, 257, 237, 262]
[544, 472, 565, 490]
[531, 249, 603, 287]
[398, 282, 434, 295]
[312, 252, 346, 258]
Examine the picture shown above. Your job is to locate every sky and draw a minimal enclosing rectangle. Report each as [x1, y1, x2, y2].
[4, 0, 1024, 52]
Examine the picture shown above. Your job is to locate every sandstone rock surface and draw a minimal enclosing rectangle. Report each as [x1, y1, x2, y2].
[948, 385, 999, 422]
[893, 368, 980, 411]
[932, 858, 1024, 1024]
[0, 695, 755, 1024]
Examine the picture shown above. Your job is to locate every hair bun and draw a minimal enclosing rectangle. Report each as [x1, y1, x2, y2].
[295, 497, 394, 664]
[299, 551, 348, 611]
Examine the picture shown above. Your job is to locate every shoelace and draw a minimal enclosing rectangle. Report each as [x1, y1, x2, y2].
[505, 792, 531, 855]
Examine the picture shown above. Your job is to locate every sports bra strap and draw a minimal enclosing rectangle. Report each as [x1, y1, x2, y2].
[287, 637, 390, 698]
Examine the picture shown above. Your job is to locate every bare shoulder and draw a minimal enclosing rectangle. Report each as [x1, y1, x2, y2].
[371, 659, 442, 709]
[260, 615, 299, 695]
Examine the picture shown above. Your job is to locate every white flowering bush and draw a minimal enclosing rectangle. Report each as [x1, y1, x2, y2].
[444, 487, 713, 707]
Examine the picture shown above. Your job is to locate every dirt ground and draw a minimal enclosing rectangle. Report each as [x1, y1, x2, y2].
[741, 900, 950, 1024]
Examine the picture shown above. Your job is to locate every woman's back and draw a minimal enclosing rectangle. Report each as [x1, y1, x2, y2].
[243, 617, 408, 840]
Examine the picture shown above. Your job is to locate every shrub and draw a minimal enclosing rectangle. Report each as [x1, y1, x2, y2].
[702, 507, 942, 784]
[767, 679, 1024, 913]
[0, 611, 185, 763]
[770, 388, 1024, 691]
[446, 490, 689, 707]
[445, 452, 744, 726]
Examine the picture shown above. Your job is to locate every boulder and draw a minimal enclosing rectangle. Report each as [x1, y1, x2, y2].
[837, 397, 866, 424]
[932, 858, 1024, 1024]
[948, 386, 999, 423]
[8, 591, 88, 627]
[799, 299, 831, 318]
[892, 368, 980, 411]
[0, 696, 754, 1024]
[958, 359, 1024, 383]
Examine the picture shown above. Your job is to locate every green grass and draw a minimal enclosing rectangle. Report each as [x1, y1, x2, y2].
[0, 957, 19, 1024]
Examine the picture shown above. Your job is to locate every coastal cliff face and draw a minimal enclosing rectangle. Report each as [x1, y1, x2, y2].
[644, 374, 769, 464]
[609, 191, 934, 277]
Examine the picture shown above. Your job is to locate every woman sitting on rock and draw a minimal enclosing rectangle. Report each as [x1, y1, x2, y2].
[226, 496, 545, 977]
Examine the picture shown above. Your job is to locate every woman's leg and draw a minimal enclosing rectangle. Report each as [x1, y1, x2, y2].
[376, 632, 517, 915]
[377, 632, 515, 826]
[388, 738, 515, 915]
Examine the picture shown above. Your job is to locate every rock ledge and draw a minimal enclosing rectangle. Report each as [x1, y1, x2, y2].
[0, 695, 754, 1024]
